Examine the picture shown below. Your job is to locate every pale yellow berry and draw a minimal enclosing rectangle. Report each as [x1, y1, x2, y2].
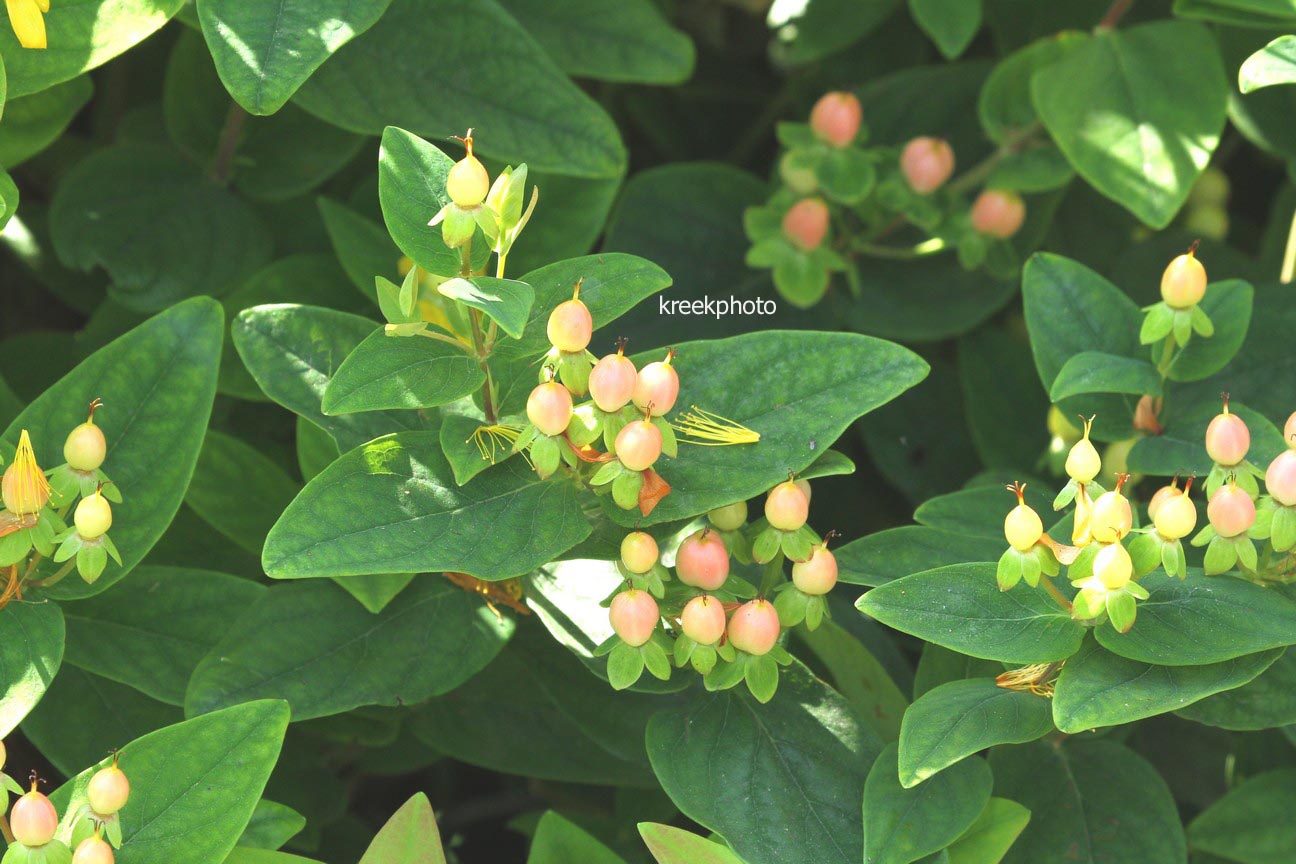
[1093, 542, 1132, 590]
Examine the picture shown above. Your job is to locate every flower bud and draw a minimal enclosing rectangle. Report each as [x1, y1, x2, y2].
[620, 531, 659, 575]
[1003, 482, 1042, 552]
[1207, 481, 1255, 538]
[676, 528, 730, 590]
[73, 835, 115, 864]
[809, 91, 862, 147]
[1065, 416, 1101, 484]
[75, 491, 112, 540]
[1093, 542, 1132, 590]
[900, 137, 955, 195]
[526, 381, 574, 437]
[970, 189, 1025, 239]
[588, 341, 636, 413]
[2, 430, 51, 517]
[1266, 450, 1296, 507]
[1160, 247, 1206, 309]
[65, 399, 107, 472]
[681, 595, 726, 645]
[727, 600, 780, 655]
[446, 130, 490, 208]
[708, 501, 747, 531]
[11, 786, 58, 847]
[781, 198, 830, 251]
[1154, 482, 1197, 541]
[1090, 474, 1132, 543]
[546, 281, 593, 353]
[632, 350, 679, 416]
[1205, 396, 1249, 467]
[791, 543, 837, 595]
[765, 480, 809, 531]
[609, 589, 659, 647]
[615, 419, 663, 472]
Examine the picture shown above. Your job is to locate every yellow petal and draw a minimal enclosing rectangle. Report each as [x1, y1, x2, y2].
[5, 0, 46, 49]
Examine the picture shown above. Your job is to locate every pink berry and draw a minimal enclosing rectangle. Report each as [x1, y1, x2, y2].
[1160, 250, 1207, 309]
[11, 789, 58, 846]
[526, 381, 574, 437]
[589, 348, 637, 413]
[615, 420, 662, 472]
[87, 764, 130, 816]
[1147, 483, 1180, 520]
[781, 198, 829, 251]
[1207, 483, 1256, 538]
[632, 351, 679, 416]
[1205, 399, 1249, 466]
[791, 545, 837, 595]
[609, 589, 659, 647]
[765, 480, 809, 531]
[970, 189, 1025, 239]
[73, 836, 115, 864]
[675, 528, 730, 590]
[1266, 450, 1296, 507]
[681, 595, 727, 645]
[900, 137, 955, 195]
[809, 91, 862, 147]
[727, 600, 780, 655]
[546, 283, 593, 353]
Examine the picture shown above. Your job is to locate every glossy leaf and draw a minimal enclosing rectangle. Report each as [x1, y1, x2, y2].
[437, 276, 534, 340]
[912, 484, 1051, 540]
[0, 600, 63, 737]
[857, 564, 1086, 664]
[796, 619, 910, 742]
[837, 528, 1010, 588]
[358, 792, 447, 864]
[1239, 35, 1296, 92]
[239, 800, 307, 851]
[1048, 351, 1161, 401]
[323, 330, 484, 414]
[377, 126, 465, 278]
[1177, 648, 1296, 730]
[186, 579, 513, 720]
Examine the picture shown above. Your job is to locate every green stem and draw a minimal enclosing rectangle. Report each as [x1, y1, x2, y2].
[759, 550, 786, 597]
[29, 558, 76, 589]
[1041, 578, 1073, 613]
[459, 237, 499, 423]
[209, 102, 248, 185]
[415, 329, 474, 353]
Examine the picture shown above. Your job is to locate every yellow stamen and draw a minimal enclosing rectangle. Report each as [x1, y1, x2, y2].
[2, 430, 52, 520]
[996, 662, 1062, 697]
[5, 0, 47, 49]
[672, 406, 760, 446]
[469, 424, 527, 465]
[443, 572, 530, 619]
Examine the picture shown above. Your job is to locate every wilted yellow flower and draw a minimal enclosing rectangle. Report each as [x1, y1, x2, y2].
[2, 430, 51, 519]
[5, 0, 49, 50]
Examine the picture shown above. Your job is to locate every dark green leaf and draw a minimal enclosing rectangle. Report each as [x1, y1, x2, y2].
[837, 526, 1005, 587]
[323, 330, 484, 414]
[979, 32, 1086, 141]
[1166, 279, 1252, 382]
[0, 75, 92, 168]
[1177, 647, 1296, 730]
[1128, 398, 1283, 477]
[957, 325, 1050, 472]
[0, 600, 63, 736]
[239, 800, 306, 851]
[775, 0, 899, 65]
[318, 197, 401, 300]
[908, 0, 982, 59]
[1048, 351, 1161, 401]
[795, 619, 909, 742]
[913, 484, 1051, 540]
[1188, 768, 1296, 863]
[377, 126, 467, 278]
[187, 431, 301, 554]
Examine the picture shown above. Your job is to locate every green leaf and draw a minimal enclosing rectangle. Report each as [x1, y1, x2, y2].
[957, 326, 1051, 473]
[864, 743, 992, 864]
[773, 0, 899, 65]
[187, 431, 301, 554]
[225, 850, 322, 864]
[990, 739, 1185, 864]
[646, 664, 881, 864]
[1095, 571, 1296, 666]
[437, 276, 535, 339]
[322, 330, 483, 414]
[1188, 768, 1296, 863]
[857, 564, 1086, 665]
[49, 701, 288, 864]
[1, 0, 183, 98]
[295, 0, 625, 178]
[979, 32, 1086, 142]
[616, 331, 928, 526]
[795, 619, 909, 742]
[913, 483, 1051, 541]
[1128, 398, 1283, 477]
[50, 144, 271, 312]
[1051, 638, 1280, 733]
[1032, 20, 1227, 228]
[377, 126, 472, 279]
[1177, 647, 1296, 730]
[62, 566, 263, 706]
[333, 572, 414, 615]
[504, 170, 622, 276]
[263, 431, 590, 581]
[898, 679, 1053, 788]
[6, 298, 223, 599]
[908, 0, 982, 59]
[638, 823, 744, 864]
[358, 792, 447, 864]
[1048, 351, 1161, 401]
[1165, 279, 1253, 382]
[196, 0, 393, 115]
[0, 600, 63, 737]
[527, 811, 627, 864]
[1239, 34, 1296, 92]
[239, 800, 306, 851]
[318, 198, 401, 299]
[186, 579, 512, 720]
[0, 76, 92, 168]
[946, 798, 1031, 864]
[232, 305, 423, 451]
[495, 0, 694, 84]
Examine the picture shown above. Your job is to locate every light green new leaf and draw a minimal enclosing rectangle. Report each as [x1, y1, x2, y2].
[0, 76, 92, 168]
[61, 566, 263, 706]
[527, 811, 627, 864]
[1188, 768, 1296, 863]
[946, 798, 1030, 864]
[5, 298, 223, 599]
[864, 743, 992, 864]
[438, 276, 534, 340]
[1032, 20, 1227, 228]
[186, 579, 512, 720]
[323, 330, 484, 414]
[1048, 352, 1161, 401]
[1239, 34, 1296, 92]
[1095, 571, 1296, 666]
[197, 0, 394, 115]
[359, 792, 447, 864]
[50, 700, 290, 864]
[0, 600, 63, 737]
[638, 823, 743, 864]
[294, 0, 625, 178]
[898, 679, 1053, 788]
[263, 431, 590, 581]
[647, 664, 880, 864]
[857, 564, 1086, 664]
[1051, 638, 1279, 733]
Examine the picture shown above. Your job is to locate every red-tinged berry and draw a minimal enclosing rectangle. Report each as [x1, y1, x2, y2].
[65, 399, 106, 472]
[781, 198, 829, 251]
[765, 480, 809, 531]
[1090, 474, 1133, 543]
[809, 91, 862, 147]
[1160, 246, 1207, 309]
[1003, 481, 1042, 551]
[609, 589, 659, 647]
[676, 528, 730, 590]
[11, 785, 57, 847]
[900, 137, 955, 195]
[1266, 450, 1296, 507]
[708, 501, 747, 531]
[75, 491, 112, 540]
[1207, 481, 1255, 538]
[1093, 542, 1132, 590]
[615, 419, 662, 472]
[1147, 478, 1180, 520]
[970, 189, 1025, 239]
[620, 531, 659, 575]
[1155, 482, 1198, 541]
[1205, 395, 1249, 466]
[73, 835, 115, 864]
[547, 281, 593, 353]
[527, 381, 574, 437]
[588, 340, 636, 412]
[87, 763, 130, 816]
[681, 595, 727, 645]
[632, 350, 679, 416]
[791, 542, 837, 595]
[446, 130, 489, 208]
[727, 600, 780, 655]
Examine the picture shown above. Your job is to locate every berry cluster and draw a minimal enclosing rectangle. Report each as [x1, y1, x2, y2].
[599, 478, 838, 703]
[744, 90, 1027, 307]
[1, 742, 131, 864]
[0, 401, 123, 596]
